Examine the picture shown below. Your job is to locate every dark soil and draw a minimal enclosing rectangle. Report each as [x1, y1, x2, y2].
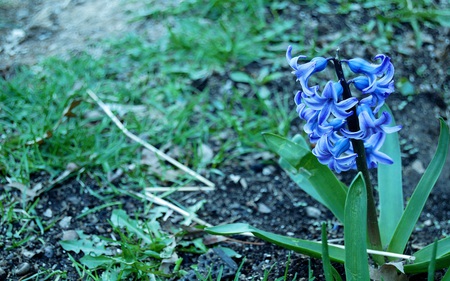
[1, 1, 450, 280]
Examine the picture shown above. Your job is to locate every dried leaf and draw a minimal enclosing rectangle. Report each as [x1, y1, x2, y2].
[63, 99, 82, 118]
[49, 162, 79, 186]
[5, 182, 44, 200]
[107, 168, 123, 182]
[25, 130, 53, 146]
[159, 252, 179, 274]
[141, 149, 181, 181]
[370, 263, 408, 281]
[198, 143, 214, 165]
[203, 235, 228, 245]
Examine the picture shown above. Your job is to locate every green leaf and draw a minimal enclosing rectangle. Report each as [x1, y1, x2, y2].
[273, 134, 326, 207]
[263, 133, 347, 223]
[263, 133, 310, 168]
[404, 254, 450, 274]
[110, 209, 152, 244]
[257, 86, 271, 99]
[377, 105, 403, 247]
[229, 71, 254, 84]
[280, 159, 328, 208]
[442, 266, 450, 281]
[59, 230, 113, 256]
[80, 255, 115, 269]
[331, 266, 344, 281]
[388, 119, 450, 255]
[344, 173, 370, 281]
[205, 223, 345, 263]
[414, 236, 450, 263]
[404, 236, 450, 274]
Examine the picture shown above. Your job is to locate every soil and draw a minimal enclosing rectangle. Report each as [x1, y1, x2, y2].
[1, 1, 450, 280]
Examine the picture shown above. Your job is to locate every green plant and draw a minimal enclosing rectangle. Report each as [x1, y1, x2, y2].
[60, 209, 193, 279]
[206, 47, 450, 278]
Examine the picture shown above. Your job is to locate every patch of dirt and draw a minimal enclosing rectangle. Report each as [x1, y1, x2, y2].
[0, 0, 161, 69]
[1, 0, 450, 280]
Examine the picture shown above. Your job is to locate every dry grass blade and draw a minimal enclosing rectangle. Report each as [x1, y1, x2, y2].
[144, 187, 215, 192]
[87, 89, 215, 189]
[131, 190, 213, 227]
[319, 242, 415, 261]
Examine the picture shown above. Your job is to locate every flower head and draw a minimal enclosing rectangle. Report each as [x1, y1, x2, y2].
[287, 46, 400, 172]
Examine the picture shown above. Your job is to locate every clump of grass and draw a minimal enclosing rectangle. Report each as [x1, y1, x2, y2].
[0, 0, 299, 278]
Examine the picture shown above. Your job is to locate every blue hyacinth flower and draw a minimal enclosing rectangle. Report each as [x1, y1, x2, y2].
[301, 81, 358, 125]
[312, 133, 357, 173]
[350, 62, 395, 112]
[341, 104, 402, 140]
[287, 46, 401, 173]
[286, 46, 329, 96]
[360, 132, 394, 169]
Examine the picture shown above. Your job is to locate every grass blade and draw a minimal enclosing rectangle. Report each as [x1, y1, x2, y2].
[321, 223, 334, 281]
[377, 105, 403, 247]
[442, 266, 450, 281]
[428, 239, 438, 281]
[344, 173, 369, 281]
[388, 119, 450, 255]
[205, 223, 345, 263]
[263, 133, 347, 223]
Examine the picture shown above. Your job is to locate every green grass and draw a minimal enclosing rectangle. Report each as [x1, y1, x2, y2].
[0, 1, 295, 279]
[1, 0, 449, 279]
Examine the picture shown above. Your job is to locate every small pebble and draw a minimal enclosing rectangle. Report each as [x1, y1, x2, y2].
[306, 206, 322, 218]
[0, 267, 6, 279]
[43, 208, 53, 218]
[411, 159, 425, 174]
[14, 262, 31, 276]
[229, 174, 241, 183]
[95, 225, 106, 233]
[21, 249, 35, 258]
[240, 178, 248, 189]
[44, 246, 54, 258]
[262, 166, 274, 176]
[257, 203, 271, 214]
[59, 216, 72, 229]
[61, 230, 78, 241]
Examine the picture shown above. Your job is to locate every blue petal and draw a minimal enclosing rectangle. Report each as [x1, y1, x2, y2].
[345, 55, 391, 76]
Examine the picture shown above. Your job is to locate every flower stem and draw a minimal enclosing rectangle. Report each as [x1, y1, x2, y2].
[332, 58, 384, 264]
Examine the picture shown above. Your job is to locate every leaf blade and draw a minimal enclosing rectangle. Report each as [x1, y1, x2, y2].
[388, 119, 450, 255]
[205, 223, 346, 263]
[377, 105, 403, 247]
[263, 133, 347, 223]
[344, 173, 370, 281]
[110, 209, 152, 244]
[321, 223, 334, 281]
